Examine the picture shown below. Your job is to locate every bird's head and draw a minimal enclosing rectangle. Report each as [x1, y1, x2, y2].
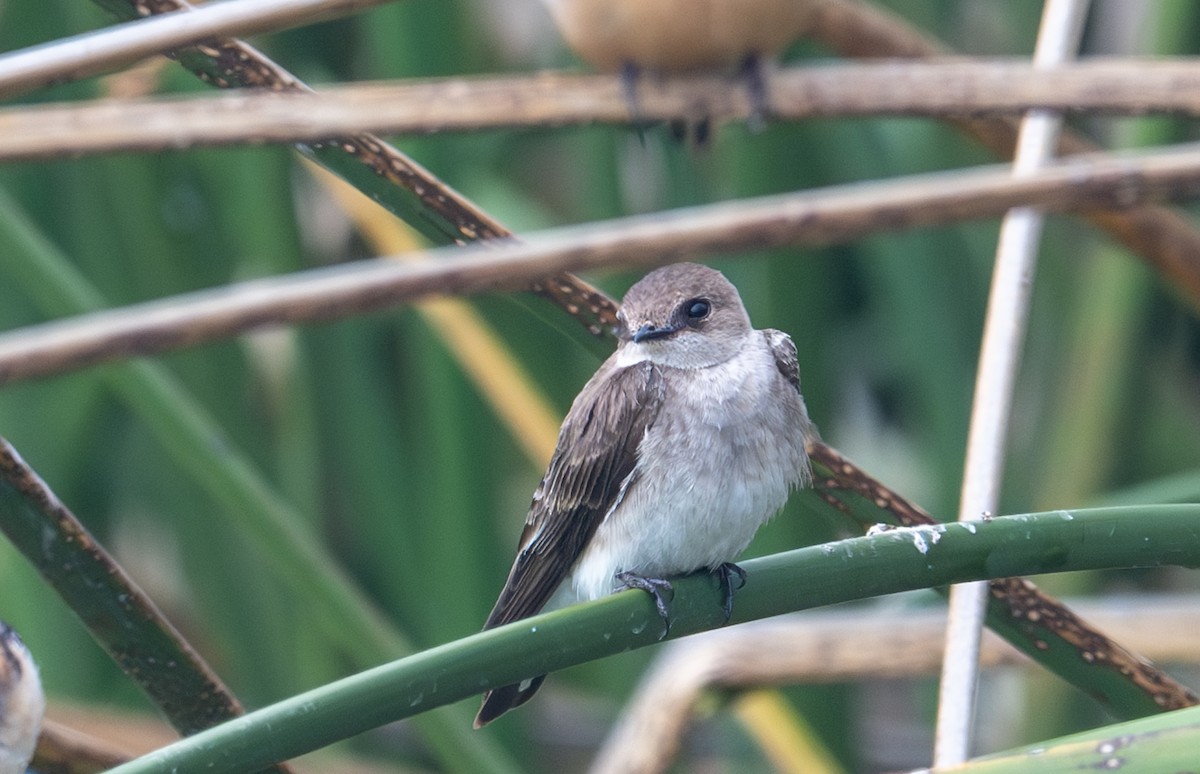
[616, 263, 752, 369]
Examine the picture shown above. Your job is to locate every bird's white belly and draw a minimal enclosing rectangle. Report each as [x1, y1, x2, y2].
[568, 344, 810, 602]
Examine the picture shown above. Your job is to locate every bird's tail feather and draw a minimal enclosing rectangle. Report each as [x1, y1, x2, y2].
[473, 675, 547, 728]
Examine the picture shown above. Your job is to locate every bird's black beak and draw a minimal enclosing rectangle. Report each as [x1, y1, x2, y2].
[631, 323, 679, 343]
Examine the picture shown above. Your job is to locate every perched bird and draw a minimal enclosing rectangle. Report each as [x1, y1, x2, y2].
[475, 262, 816, 727]
[539, 0, 819, 73]
[538, 0, 822, 136]
[0, 623, 44, 774]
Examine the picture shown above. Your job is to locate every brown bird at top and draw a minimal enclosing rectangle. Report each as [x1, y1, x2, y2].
[539, 0, 823, 135]
[540, 0, 819, 72]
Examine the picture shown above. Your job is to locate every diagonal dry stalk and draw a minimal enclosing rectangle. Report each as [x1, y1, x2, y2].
[5, 143, 1200, 385]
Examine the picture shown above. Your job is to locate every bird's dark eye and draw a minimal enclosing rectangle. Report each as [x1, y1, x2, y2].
[685, 298, 711, 320]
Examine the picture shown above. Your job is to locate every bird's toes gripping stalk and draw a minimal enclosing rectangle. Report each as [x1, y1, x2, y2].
[615, 571, 675, 638]
[714, 562, 747, 622]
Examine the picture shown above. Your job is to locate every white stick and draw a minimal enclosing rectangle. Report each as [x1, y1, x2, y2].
[932, 0, 1092, 766]
[0, 0, 393, 99]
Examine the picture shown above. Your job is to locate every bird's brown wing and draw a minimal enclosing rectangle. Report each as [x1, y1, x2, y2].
[475, 359, 662, 727]
[484, 359, 663, 629]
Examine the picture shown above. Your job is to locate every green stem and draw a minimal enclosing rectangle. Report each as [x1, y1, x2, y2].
[109, 506, 1200, 774]
[954, 702, 1200, 772]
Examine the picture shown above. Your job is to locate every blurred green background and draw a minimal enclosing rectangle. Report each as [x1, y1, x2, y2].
[2, 0, 1200, 771]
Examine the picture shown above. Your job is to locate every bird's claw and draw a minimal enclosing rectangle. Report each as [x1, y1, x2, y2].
[616, 571, 675, 638]
[714, 562, 747, 622]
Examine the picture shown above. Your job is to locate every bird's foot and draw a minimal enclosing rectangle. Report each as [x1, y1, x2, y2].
[615, 571, 674, 638]
[713, 562, 747, 622]
[669, 117, 711, 146]
[624, 59, 714, 145]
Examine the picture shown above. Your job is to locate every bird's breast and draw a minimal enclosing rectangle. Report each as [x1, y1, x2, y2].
[569, 341, 811, 601]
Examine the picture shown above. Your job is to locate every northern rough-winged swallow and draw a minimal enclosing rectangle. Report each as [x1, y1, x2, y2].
[474, 262, 816, 728]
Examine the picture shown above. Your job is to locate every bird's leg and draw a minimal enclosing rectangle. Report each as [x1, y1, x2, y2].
[671, 117, 711, 146]
[713, 562, 747, 622]
[620, 61, 649, 144]
[739, 53, 768, 133]
[615, 571, 674, 637]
